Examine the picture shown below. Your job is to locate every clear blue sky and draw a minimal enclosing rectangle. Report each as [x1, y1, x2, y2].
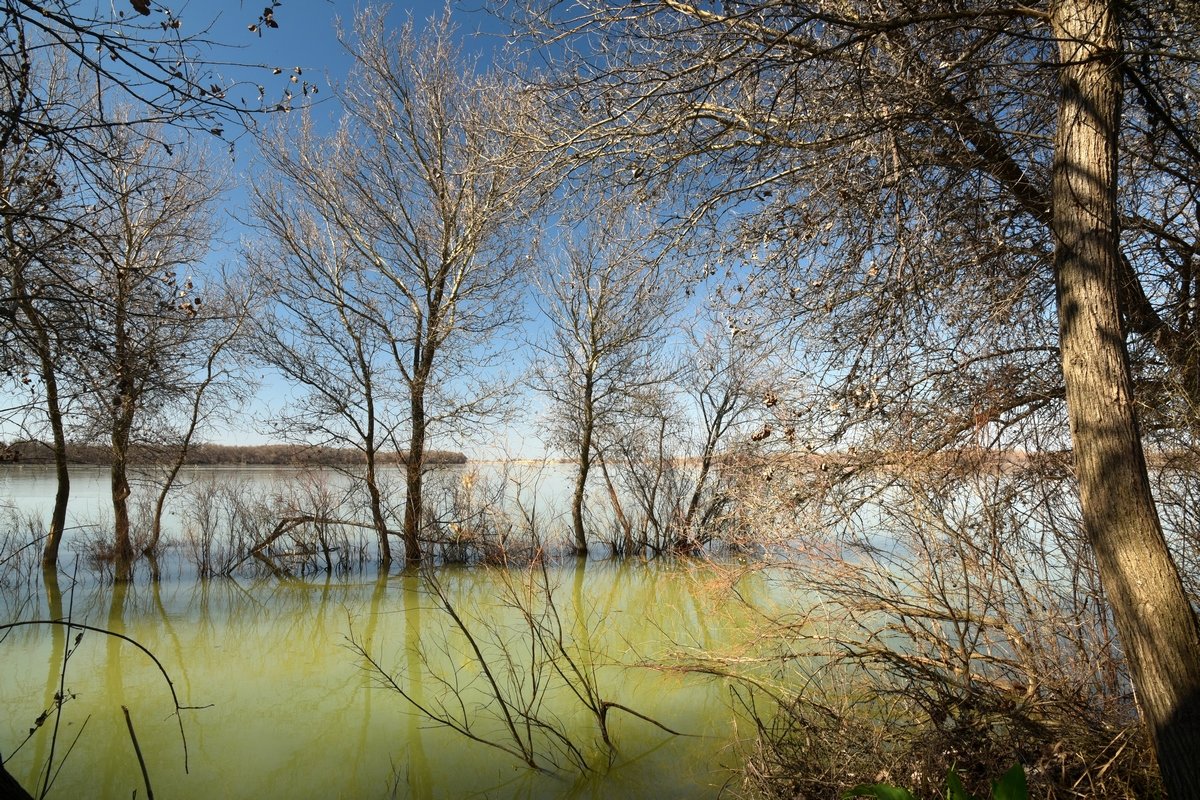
[199, 1, 513, 141]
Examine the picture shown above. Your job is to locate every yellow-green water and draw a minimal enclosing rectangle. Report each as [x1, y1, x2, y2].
[1, 560, 780, 799]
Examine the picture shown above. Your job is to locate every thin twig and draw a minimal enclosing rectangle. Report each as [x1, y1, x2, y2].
[600, 700, 690, 737]
[122, 706, 154, 800]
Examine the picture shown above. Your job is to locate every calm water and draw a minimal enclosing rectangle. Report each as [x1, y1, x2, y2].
[0, 467, 787, 799]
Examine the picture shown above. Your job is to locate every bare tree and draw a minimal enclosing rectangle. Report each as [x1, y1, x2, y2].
[0, 1, 295, 571]
[1050, 3, 1200, 789]
[141, 271, 256, 561]
[530, 209, 679, 554]
[248, 164, 404, 565]
[251, 8, 543, 566]
[674, 309, 778, 550]
[69, 122, 224, 581]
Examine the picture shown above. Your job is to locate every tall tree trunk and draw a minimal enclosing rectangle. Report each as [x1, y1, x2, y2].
[572, 379, 595, 555]
[363, 377, 391, 567]
[402, 395, 425, 567]
[10, 262, 70, 569]
[364, 446, 392, 567]
[354, 331, 392, 567]
[1052, 2, 1200, 793]
[41, 367, 69, 570]
[109, 259, 138, 583]
[111, 408, 135, 582]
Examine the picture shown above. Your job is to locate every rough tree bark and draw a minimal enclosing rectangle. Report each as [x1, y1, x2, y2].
[1051, 1, 1200, 793]
[110, 382, 137, 582]
[402, 414, 425, 567]
[571, 375, 595, 555]
[109, 255, 134, 582]
[402, 360, 428, 567]
[33, 331, 69, 571]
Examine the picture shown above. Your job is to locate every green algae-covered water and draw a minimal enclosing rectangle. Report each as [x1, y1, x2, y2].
[1, 559, 782, 799]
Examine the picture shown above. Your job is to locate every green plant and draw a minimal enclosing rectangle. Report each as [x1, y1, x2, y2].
[844, 762, 1027, 800]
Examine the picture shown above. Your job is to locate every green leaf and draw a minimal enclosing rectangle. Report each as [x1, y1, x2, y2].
[842, 784, 919, 800]
[946, 766, 975, 800]
[991, 763, 1028, 800]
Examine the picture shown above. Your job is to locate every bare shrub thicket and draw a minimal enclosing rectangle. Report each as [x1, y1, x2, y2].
[266, 471, 377, 574]
[71, 505, 154, 576]
[598, 413, 725, 556]
[599, 423, 770, 557]
[178, 475, 275, 577]
[422, 465, 550, 566]
[0, 510, 46, 608]
[714, 460, 1159, 799]
[0, 511, 41, 569]
[179, 471, 388, 577]
[535, 320, 778, 558]
[590, 394, 687, 557]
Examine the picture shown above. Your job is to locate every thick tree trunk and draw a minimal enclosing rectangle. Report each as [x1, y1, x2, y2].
[111, 418, 135, 582]
[571, 456, 591, 555]
[42, 372, 69, 570]
[109, 263, 136, 582]
[402, 396, 425, 567]
[1052, 2, 1200, 794]
[572, 381, 594, 555]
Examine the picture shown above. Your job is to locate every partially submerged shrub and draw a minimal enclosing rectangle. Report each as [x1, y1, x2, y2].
[348, 562, 682, 774]
[423, 465, 548, 566]
[719, 462, 1161, 799]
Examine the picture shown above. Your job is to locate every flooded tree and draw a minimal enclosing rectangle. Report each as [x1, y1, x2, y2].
[0, 58, 85, 571]
[0, 0, 295, 572]
[251, 8, 544, 566]
[247, 169, 404, 565]
[70, 123, 227, 582]
[530, 209, 678, 554]
[672, 310, 779, 550]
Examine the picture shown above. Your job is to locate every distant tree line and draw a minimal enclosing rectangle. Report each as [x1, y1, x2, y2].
[0, 440, 466, 467]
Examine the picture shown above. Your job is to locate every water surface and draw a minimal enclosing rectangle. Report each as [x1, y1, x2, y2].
[1, 557, 777, 799]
